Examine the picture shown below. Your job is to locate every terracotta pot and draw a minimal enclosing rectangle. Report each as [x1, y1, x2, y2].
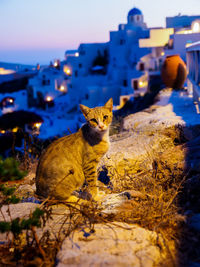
[161, 55, 187, 89]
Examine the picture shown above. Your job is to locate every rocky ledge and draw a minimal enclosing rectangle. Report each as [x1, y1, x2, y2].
[1, 89, 200, 266]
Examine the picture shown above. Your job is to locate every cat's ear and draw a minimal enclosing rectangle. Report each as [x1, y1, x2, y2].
[80, 104, 90, 117]
[104, 98, 113, 112]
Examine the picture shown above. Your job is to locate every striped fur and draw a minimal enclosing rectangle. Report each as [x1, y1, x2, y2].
[36, 98, 113, 201]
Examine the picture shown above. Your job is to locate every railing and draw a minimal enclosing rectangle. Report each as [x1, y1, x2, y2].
[186, 41, 200, 113]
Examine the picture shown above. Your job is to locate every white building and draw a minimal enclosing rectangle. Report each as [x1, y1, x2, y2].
[28, 8, 200, 111]
[139, 28, 174, 74]
[28, 65, 68, 109]
[137, 15, 200, 86]
[186, 41, 200, 113]
[164, 19, 200, 61]
[63, 7, 150, 107]
[166, 15, 200, 29]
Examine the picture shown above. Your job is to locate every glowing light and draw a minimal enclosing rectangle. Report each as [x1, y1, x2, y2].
[193, 22, 200, 33]
[139, 80, 148, 88]
[46, 96, 53, 102]
[186, 43, 192, 48]
[0, 130, 5, 134]
[12, 127, 18, 133]
[161, 52, 165, 56]
[60, 85, 65, 91]
[54, 61, 58, 67]
[139, 81, 144, 87]
[75, 52, 79, 57]
[0, 68, 15, 75]
[66, 69, 71, 75]
[183, 30, 192, 34]
[9, 98, 14, 103]
[64, 66, 72, 75]
[34, 123, 42, 128]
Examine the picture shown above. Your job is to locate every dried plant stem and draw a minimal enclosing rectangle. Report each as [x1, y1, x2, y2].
[31, 226, 46, 260]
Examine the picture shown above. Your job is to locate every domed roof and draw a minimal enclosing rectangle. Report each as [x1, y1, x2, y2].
[128, 7, 142, 16]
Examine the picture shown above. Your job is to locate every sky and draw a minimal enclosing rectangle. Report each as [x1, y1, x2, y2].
[0, 0, 200, 65]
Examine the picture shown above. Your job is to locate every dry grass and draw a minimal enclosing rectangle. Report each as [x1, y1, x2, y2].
[1, 123, 200, 266]
[100, 124, 200, 266]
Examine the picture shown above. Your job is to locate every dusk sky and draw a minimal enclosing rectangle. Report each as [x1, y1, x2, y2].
[0, 0, 200, 65]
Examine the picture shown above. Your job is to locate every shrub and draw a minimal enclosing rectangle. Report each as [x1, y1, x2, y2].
[0, 156, 27, 181]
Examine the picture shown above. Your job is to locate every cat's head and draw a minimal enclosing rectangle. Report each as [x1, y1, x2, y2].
[80, 98, 113, 133]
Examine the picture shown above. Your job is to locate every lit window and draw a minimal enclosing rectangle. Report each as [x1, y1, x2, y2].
[193, 22, 200, 33]
[12, 127, 18, 133]
[64, 66, 72, 75]
[34, 123, 42, 128]
[60, 85, 65, 91]
[66, 69, 71, 75]
[46, 96, 53, 102]
[139, 81, 144, 87]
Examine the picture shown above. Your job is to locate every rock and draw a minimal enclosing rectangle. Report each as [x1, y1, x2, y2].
[15, 184, 36, 199]
[102, 122, 179, 189]
[0, 202, 39, 243]
[0, 203, 39, 222]
[122, 104, 185, 131]
[57, 222, 166, 267]
[101, 191, 146, 214]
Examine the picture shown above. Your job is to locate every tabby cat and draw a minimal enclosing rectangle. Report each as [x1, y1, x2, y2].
[36, 98, 113, 201]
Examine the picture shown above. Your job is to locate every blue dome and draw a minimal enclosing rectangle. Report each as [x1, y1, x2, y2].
[128, 7, 142, 16]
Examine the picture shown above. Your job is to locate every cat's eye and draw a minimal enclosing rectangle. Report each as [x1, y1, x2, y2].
[90, 118, 98, 124]
[103, 115, 108, 120]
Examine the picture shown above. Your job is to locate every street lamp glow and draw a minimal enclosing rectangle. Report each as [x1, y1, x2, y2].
[64, 67, 71, 75]
[54, 61, 58, 67]
[34, 122, 42, 128]
[139, 81, 144, 87]
[60, 85, 65, 91]
[46, 96, 53, 102]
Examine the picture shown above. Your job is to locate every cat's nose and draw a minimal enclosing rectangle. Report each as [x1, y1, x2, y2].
[99, 124, 104, 129]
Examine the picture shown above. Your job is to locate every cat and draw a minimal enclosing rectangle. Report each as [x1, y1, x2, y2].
[35, 98, 113, 202]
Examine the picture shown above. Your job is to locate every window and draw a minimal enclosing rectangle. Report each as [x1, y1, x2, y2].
[79, 63, 82, 68]
[168, 39, 174, 49]
[136, 15, 140, 21]
[120, 39, 125, 45]
[133, 80, 138, 90]
[123, 80, 128, 87]
[139, 63, 145, 71]
[75, 70, 78, 77]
